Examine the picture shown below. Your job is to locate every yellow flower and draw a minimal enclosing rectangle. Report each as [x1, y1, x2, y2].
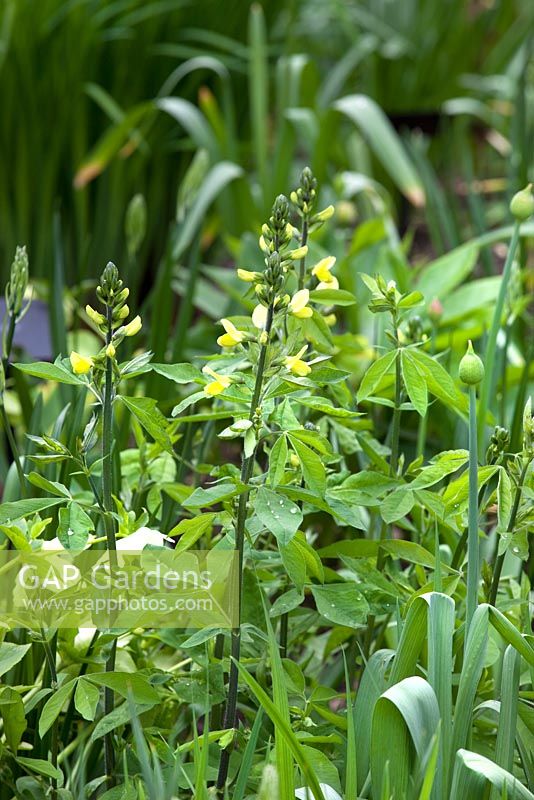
[324, 313, 336, 327]
[317, 275, 339, 291]
[289, 245, 308, 260]
[252, 304, 269, 330]
[217, 318, 245, 348]
[284, 346, 311, 377]
[70, 351, 93, 375]
[259, 235, 270, 254]
[314, 204, 335, 222]
[106, 343, 116, 358]
[85, 305, 105, 326]
[312, 256, 336, 283]
[237, 269, 260, 283]
[202, 366, 231, 397]
[289, 289, 313, 319]
[116, 305, 129, 320]
[123, 315, 142, 336]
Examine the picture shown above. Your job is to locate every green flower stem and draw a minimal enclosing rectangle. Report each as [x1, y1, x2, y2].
[1, 313, 27, 497]
[416, 324, 436, 458]
[298, 216, 309, 290]
[41, 629, 58, 800]
[217, 303, 274, 792]
[102, 305, 117, 790]
[489, 457, 530, 606]
[477, 221, 520, 458]
[389, 348, 402, 478]
[465, 384, 480, 640]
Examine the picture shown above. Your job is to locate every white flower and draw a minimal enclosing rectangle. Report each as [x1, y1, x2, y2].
[117, 527, 172, 550]
[40, 537, 63, 550]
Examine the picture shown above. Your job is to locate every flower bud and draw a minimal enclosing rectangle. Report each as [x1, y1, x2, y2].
[122, 315, 142, 337]
[459, 340, 484, 385]
[314, 204, 335, 223]
[289, 245, 308, 260]
[86, 305, 106, 326]
[237, 269, 260, 283]
[106, 343, 116, 359]
[428, 297, 443, 322]
[510, 184, 534, 222]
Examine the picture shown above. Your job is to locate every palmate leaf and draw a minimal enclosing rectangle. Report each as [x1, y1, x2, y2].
[357, 350, 397, 403]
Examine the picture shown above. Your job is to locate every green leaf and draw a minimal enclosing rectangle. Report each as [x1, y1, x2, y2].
[311, 583, 369, 627]
[371, 677, 440, 800]
[16, 757, 62, 781]
[26, 472, 71, 498]
[293, 396, 361, 419]
[415, 243, 478, 300]
[168, 513, 215, 555]
[182, 481, 245, 510]
[357, 350, 397, 403]
[120, 396, 173, 453]
[14, 359, 85, 385]
[289, 435, 326, 496]
[334, 94, 425, 206]
[450, 749, 534, 800]
[151, 362, 203, 384]
[269, 434, 288, 487]
[0, 497, 65, 525]
[91, 701, 155, 742]
[309, 288, 356, 306]
[255, 487, 303, 546]
[398, 290, 424, 309]
[39, 679, 77, 737]
[0, 687, 26, 751]
[74, 677, 100, 721]
[380, 488, 415, 523]
[409, 349, 468, 414]
[58, 502, 94, 550]
[410, 449, 468, 490]
[0, 643, 32, 677]
[235, 662, 326, 800]
[86, 672, 159, 704]
[497, 467, 512, 533]
[401, 351, 428, 417]
[0, 524, 32, 550]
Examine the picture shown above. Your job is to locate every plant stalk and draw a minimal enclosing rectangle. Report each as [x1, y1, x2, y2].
[298, 217, 309, 290]
[478, 221, 520, 457]
[216, 303, 274, 792]
[488, 458, 530, 606]
[465, 385, 479, 640]
[102, 305, 117, 790]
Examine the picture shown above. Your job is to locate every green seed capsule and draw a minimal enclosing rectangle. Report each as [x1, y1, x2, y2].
[510, 184, 534, 222]
[459, 340, 485, 385]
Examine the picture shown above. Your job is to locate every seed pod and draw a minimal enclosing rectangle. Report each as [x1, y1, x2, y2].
[510, 184, 534, 222]
[459, 340, 485, 385]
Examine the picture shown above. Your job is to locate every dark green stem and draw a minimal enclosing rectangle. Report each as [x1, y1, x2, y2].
[465, 385, 479, 640]
[489, 458, 530, 606]
[216, 303, 274, 792]
[298, 217, 309, 290]
[102, 305, 117, 790]
[389, 349, 402, 479]
[0, 404, 26, 495]
[478, 221, 521, 458]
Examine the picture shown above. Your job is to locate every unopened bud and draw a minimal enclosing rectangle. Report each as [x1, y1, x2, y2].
[428, 297, 443, 322]
[510, 184, 534, 222]
[459, 340, 484, 385]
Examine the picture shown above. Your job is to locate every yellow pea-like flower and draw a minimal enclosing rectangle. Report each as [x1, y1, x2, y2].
[237, 269, 260, 283]
[317, 275, 339, 291]
[70, 351, 93, 375]
[315, 204, 335, 222]
[123, 315, 142, 336]
[312, 256, 336, 284]
[289, 289, 313, 319]
[202, 365, 231, 397]
[217, 319, 245, 348]
[289, 245, 308, 260]
[252, 304, 269, 330]
[284, 346, 311, 377]
[85, 305, 105, 326]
